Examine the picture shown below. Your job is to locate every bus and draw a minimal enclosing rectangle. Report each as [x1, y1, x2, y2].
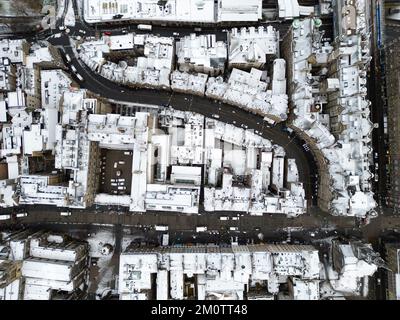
[137, 24, 152, 31]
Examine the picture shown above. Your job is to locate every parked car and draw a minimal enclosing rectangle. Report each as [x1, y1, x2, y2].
[16, 212, 28, 218]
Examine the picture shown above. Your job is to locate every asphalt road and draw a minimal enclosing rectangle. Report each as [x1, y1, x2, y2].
[368, 1, 387, 207]
[47, 33, 318, 203]
[1, 204, 355, 237]
[3, 0, 323, 203]
[70, 0, 287, 38]
[0, 0, 349, 226]
[0, 1, 393, 301]
[2, 204, 398, 247]
[62, 0, 327, 202]
[383, 20, 400, 44]
[63, 0, 334, 49]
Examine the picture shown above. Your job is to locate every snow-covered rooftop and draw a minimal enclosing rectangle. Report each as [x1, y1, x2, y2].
[119, 243, 319, 300]
[228, 26, 279, 70]
[285, 13, 376, 218]
[176, 34, 227, 76]
[83, 0, 262, 24]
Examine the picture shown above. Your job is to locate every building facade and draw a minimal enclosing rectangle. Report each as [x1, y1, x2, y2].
[385, 40, 400, 212]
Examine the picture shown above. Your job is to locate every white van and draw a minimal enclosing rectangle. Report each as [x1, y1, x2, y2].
[196, 226, 207, 232]
[60, 211, 71, 216]
[155, 225, 168, 231]
[264, 117, 276, 125]
[162, 233, 169, 246]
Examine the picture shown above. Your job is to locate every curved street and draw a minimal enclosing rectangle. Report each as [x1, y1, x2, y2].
[0, 0, 396, 303]
[1, 0, 370, 231]
[48, 36, 318, 204]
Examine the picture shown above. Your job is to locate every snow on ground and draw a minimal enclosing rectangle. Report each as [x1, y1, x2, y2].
[56, 0, 66, 19]
[86, 229, 116, 298]
[0, 0, 42, 16]
[122, 232, 145, 252]
[64, 0, 75, 27]
[41, 5, 56, 30]
[86, 228, 145, 298]
[95, 254, 116, 298]
[311, 235, 338, 245]
[76, 0, 84, 17]
[87, 229, 115, 258]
